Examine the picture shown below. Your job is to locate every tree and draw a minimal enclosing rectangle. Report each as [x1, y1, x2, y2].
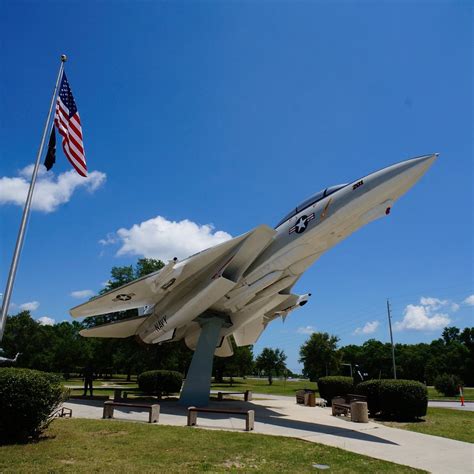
[358, 339, 392, 379]
[424, 327, 470, 384]
[460, 327, 474, 385]
[2, 311, 54, 371]
[255, 347, 286, 385]
[442, 326, 461, 345]
[299, 332, 340, 381]
[395, 343, 430, 381]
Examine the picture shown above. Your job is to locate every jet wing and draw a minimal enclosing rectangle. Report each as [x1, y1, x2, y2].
[80, 315, 148, 338]
[70, 224, 276, 319]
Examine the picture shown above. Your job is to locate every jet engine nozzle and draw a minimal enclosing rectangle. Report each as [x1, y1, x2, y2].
[297, 293, 311, 307]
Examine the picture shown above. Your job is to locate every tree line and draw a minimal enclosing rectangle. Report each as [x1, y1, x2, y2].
[2, 258, 472, 385]
[299, 328, 474, 385]
[3, 310, 472, 386]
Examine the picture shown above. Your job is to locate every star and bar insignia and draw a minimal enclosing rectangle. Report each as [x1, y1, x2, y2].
[289, 213, 315, 234]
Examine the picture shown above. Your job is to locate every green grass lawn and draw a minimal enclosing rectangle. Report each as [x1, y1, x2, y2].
[211, 377, 318, 397]
[64, 376, 311, 398]
[62, 377, 138, 397]
[63, 376, 474, 406]
[0, 419, 423, 473]
[215, 379, 474, 401]
[64, 377, 311, 400]
[379, 408, 474, 444]
[63, 376, 138, 387]
[427, 387, 474, 401]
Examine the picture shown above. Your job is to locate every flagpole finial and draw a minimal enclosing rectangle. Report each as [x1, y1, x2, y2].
[61, 54, 67, 62]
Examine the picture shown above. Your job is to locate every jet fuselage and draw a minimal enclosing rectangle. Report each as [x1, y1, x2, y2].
[135, 154, 437, 347]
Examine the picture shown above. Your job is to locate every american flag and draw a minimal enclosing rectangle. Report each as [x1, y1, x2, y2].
[54, 72, 87, 177]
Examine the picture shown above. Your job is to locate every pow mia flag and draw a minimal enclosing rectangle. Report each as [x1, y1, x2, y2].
[43, 127, 56, 171]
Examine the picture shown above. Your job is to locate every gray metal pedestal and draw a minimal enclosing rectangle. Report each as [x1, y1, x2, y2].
[179, 316, 224, 407]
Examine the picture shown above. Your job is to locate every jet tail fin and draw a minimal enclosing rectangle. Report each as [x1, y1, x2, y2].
[233, 318, 265, 346]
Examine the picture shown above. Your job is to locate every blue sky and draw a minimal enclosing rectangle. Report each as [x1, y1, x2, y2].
[1, 1, 472, 371]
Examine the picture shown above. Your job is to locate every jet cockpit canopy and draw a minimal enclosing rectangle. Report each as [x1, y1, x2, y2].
[275, 184, 347, 228]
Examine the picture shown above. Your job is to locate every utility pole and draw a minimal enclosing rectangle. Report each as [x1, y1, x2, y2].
[387, 298, 397, 379]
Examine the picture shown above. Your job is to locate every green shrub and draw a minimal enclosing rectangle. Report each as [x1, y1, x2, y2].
[0, 368, 64, 443]
[137, 370, 183, 396]
[318, 376, 354, 405]
[379, 379, 427, 420]
[356, 379, 427, 420]
[355, 379, 383, 415]
[434, 374, 462, 397]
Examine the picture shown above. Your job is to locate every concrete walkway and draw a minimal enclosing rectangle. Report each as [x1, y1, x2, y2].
[428, 400, 474, 412]
[64, 394, 473, 474]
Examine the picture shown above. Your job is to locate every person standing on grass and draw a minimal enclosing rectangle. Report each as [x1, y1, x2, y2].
[83, 363, 94, 396]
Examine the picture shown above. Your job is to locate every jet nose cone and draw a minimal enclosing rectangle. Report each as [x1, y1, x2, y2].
[366, 153, 438, 204]
[394, 153, 438, 184]
[404, 153, 438, 171]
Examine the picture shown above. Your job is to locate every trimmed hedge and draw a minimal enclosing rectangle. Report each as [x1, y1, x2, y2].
[0, 368, 63, 443]
[353, 379, 382, 415]
[434, 374, 462, 397]
[356, 379, 427, 420]
[318, 376, 354, 405]
[137, 370, 183, 396]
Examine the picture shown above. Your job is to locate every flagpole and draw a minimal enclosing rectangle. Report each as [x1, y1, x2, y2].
[0, 55, 67, 342]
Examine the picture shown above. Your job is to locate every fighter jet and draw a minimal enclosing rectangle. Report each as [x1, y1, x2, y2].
[71, 154, 437, 356]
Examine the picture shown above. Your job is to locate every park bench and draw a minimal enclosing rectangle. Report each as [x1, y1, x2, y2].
[103, 401, 160, 423]
[113, 388, 142, 401]
[187, 406, 255, 431]
[332, 394, 367, 417]
[217, 390, 252, 402]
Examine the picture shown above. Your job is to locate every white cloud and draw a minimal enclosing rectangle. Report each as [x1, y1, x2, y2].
[394, 297, 451, 332]
[418, 296, 459, 313]
[19, 301, 40, 312]
[297, 326, 316, 335]
[0, 165, 106, 213]
[99, 233, 117, 246]
[354, 320, 380, 335]
[101, 215, 232, 261]
[419, 296, 448, 310]
[70, 289, 95, 299]
[463, 295, 474, 306]
[37, 316, 55, 326]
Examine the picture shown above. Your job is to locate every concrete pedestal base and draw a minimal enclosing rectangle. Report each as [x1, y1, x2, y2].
[351, 401, 369, 423]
